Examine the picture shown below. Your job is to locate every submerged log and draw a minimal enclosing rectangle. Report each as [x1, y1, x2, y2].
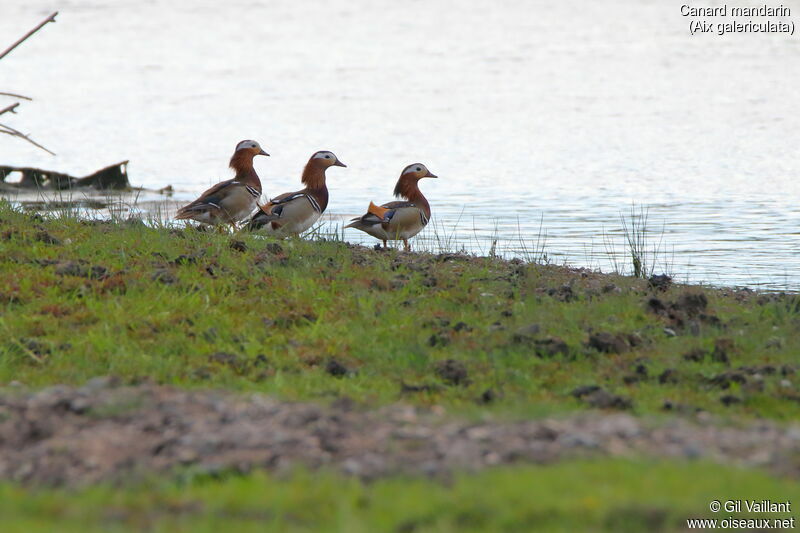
[0, 161, 130, 190]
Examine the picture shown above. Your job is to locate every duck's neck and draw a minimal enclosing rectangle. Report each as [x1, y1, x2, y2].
[230, 151, 262, 191]
[394, 176, 430, 219]
[301, 161, 329, 211]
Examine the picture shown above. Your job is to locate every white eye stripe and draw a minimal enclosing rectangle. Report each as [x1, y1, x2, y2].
[236, 140, 261, 151]
[403, 164, 426, 175]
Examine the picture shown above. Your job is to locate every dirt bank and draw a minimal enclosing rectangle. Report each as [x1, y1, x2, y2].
[1, 380, 798, 486]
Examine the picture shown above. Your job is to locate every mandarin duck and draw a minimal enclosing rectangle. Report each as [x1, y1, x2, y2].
[245, 150, 345, 235]
[175, 140, 268, 228]
[345, 163, 437, 250]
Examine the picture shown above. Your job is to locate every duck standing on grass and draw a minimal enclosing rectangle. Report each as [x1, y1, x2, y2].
[175, 140, 269, 228]
[345, 163, 437, 251]
[245, 150, 345, 235]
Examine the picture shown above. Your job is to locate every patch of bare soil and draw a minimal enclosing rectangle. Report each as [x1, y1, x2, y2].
[1, 380, 798, 486]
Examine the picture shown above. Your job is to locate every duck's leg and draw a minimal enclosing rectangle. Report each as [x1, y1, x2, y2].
[382, 239, 387, 249]
[403, 238, 410, 251]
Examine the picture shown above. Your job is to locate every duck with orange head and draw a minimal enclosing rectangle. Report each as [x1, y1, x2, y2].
[345, 163, 437, 251]
[175, 140, 269, 228]
[245, 150, 346, 235]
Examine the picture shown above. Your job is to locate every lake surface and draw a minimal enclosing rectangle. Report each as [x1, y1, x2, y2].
[2, 0, 798, 290]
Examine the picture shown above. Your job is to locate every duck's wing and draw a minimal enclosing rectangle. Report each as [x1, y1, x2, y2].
[176, 179, 260, 222]
[345, 200, 419, 229]
[245, 190, 321, 231]
[175, 179, 237, 219]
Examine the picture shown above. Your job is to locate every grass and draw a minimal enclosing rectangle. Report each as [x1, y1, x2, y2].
[603, 205, 669, 279]
[0, 201, 798, 421]
[1, 459, 798, 532]
[2, 200, 800, 530]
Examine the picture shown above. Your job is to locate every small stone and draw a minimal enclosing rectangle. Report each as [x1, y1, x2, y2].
[433, 359, 469, 386]
[584, 389, 632, 410]
[648, 274, 672, 291]
[69, 396, 91, 414]
[534, 336, 569, 358]
[602, 283, 619, 293]
[428, 334, 450, 347]
[264, 242, 283, 254]
[512, 324, 540, 343]
[82, 376, 121, 392]
[588, 332, 629, 354]
[720, 395, 742, 407]
[571, 385, 601, 398]
[712, 338, 734, 364]
[675, 292, 708, 316]
[325, 358, 349, 377]
[151, 269, 178, 284]
[171, 254, 197, 266]
[55, 261, 86, 277]
[177, 448, 199, 464]
[478, 389, 497, 404]
[229, 240, 248, 253]
[626, 333, 644, 347]
[682, 348, 705, 362]
[208, 352, 240, 367]
[709, 371, 746, 389]
[658, 369, 679, 385]
[35, 231, 61, 245]
[765, 337, 784, 349]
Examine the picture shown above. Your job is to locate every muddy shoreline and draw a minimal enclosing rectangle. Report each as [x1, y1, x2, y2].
[1, 380, 798, 487]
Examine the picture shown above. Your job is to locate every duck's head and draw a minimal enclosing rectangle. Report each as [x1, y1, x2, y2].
[394, 163, 437, 199]
[234, 139, 269, 157]
[302, 151, 346, 187]
[310, 150, 346, 168]
[400, 163, 437, 180]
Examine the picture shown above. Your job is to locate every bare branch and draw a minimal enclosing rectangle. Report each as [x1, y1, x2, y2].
[0, 103, 19, 116]
[0, 12, 58, 62]
[0, 122, 56, 155]
[0, 92, 32, 101]
[0, 13, 59, 155]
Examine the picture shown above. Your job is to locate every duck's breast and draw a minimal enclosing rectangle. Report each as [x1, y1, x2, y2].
[219, 186, 258, 222]
[383, 207, 426, 240]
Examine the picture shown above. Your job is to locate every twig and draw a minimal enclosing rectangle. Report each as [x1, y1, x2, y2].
[0, 12, 58, 61]
[0, 103, 19, 116]
[0, 92, 32, 101]
[0, 122, 56, 155]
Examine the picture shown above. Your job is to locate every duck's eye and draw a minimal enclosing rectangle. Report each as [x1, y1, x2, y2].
[251, 144, 257, 148]
[325, 155, 331, 159]
[415, 167, 421, 171]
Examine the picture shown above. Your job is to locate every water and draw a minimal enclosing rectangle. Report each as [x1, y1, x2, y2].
[2, 0, 799, 290]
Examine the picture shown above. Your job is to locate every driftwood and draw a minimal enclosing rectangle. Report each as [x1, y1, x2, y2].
[0, 161, 131, 190]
